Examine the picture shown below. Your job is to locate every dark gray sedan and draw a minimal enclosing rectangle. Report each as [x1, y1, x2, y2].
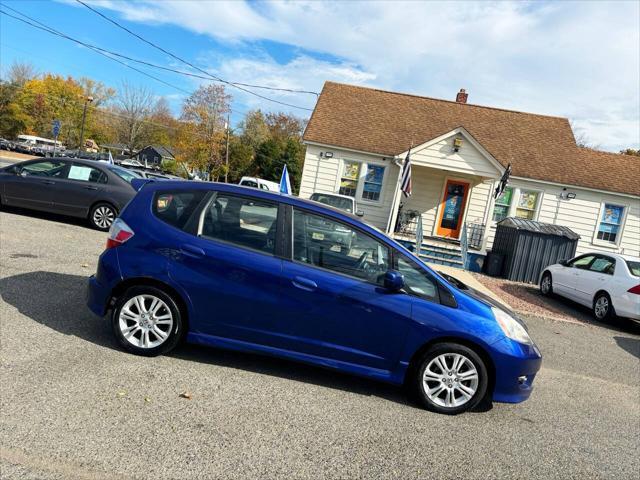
[0, 158, 139, 230]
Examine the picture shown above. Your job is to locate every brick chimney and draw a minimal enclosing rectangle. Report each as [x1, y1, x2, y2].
[456, 88, 468, 104]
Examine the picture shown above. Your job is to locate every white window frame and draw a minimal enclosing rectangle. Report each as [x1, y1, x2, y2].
[336, 158, 388, 205]
[592, 201, 628, 248]
[490, 186, 544, 223]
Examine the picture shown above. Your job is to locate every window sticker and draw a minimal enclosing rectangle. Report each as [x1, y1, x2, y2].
[68, 165, 92, 181]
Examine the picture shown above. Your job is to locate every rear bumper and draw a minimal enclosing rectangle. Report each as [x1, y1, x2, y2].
[86, 248, 121, 317]
[86, 274, 110, 317]
[615, 294, 640, 320]
[490, 337, 543, 403]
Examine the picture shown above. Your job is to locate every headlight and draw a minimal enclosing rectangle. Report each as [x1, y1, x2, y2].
[492, 307, 533, 345]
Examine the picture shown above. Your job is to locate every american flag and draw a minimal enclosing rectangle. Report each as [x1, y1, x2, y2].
[400, 148, 412, 197]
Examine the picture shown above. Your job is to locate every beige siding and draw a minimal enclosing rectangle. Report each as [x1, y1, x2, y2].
[411, 135, 501, 178]
[299, 145, 398, 230]
[486, 179, 640, 257]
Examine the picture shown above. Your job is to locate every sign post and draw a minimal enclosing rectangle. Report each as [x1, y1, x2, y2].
[52, 119, 61, 157]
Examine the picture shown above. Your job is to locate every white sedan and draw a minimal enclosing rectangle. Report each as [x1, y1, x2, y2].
[540, 252, 640, 321]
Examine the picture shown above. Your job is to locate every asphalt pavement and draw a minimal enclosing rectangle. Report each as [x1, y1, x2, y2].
[1, 209, 639, 479]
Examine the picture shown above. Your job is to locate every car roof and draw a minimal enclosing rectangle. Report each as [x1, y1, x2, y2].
[142, 180, 364, 222]
[582, 252, 640, 262]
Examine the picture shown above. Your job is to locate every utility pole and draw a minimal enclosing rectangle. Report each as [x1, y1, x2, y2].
[78, 96, 94, 151]
[224, 112, 230, 183]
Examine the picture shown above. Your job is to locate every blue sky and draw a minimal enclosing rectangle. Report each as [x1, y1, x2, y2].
[1, 0, 638, 152]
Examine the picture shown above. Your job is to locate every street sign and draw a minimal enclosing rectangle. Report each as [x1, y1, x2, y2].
[52, 119, 61, 138]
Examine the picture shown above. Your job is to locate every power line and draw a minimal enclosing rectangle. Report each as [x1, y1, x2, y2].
[74, 0, 316, 110]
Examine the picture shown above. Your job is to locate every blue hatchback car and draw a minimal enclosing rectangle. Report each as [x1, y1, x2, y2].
[87, 181, 542, 414]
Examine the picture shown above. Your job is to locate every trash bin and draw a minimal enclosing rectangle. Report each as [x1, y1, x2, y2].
[485, 252, 505, 277]
[490, 217, 580, 284]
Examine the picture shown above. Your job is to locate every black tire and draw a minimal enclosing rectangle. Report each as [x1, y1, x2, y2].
[593, 291, 615, 322]
[413, 343, 489, 415]
[540, 272, 553, 296]
[112, 286, 184, 357]
[89, 202, 117, 231]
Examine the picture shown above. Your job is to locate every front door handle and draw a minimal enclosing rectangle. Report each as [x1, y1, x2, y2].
[42, 180, 55, 185]
[85, 186, 98, 190]
[180, 244, 205, 258]
[292, 276, 317, 292]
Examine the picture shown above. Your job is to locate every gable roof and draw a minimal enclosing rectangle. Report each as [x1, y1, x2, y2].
[303, 82, 639, 196]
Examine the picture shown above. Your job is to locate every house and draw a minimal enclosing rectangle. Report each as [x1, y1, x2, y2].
[300, 82, 639, 267]
[133, 145, 175, 168]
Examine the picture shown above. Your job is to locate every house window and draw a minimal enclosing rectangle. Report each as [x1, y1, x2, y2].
[515, 190, 540, 220]
[596, 204, 625, 243]
[362, 165, 385, 201]
[492, 187, 513, 222]
[339, 161, 360, 197]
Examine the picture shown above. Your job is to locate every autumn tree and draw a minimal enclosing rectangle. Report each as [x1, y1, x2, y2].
[239, 109, 269, 150]
[113, 82, 154, 152]
[6, 61, 38, 86]
[177, 84, 231, 180]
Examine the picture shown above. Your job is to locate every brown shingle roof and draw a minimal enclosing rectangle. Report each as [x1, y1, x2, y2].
[303, 82, 639, 196]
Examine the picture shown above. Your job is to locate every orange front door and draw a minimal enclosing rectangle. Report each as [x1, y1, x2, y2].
[436, 180, 470, 238]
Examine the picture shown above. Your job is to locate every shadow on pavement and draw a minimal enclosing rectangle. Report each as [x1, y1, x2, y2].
[1, 270, 492, 413]
[0, 204, 90, 229]
[614, 336, 640, 360]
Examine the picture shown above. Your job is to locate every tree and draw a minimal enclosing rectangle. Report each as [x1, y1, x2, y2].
[265, 112, 306, 141]
[0, 83, 28, 138]
[6, 61, 38, 86]
[226, 134, 255, 183]
[114, 82, 154, 152]
[239, 109, 269, 150]
[178, 84, 231, 180]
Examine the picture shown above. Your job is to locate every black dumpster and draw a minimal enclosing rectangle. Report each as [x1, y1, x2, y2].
[490, 217, 580, 284]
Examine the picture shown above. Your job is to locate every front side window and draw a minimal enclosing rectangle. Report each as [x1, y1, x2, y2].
[597, 204, 625, 243]
[362, 165, 385, 201]
[201, 194, 278, 255]
[153, 191, 208, 232]
[492, 187, 514, 222]
[20, 160, 66, 177]
[293, 208, 389, 283]
[515, 190, 540, 220]
[589, 257, 615, 275]
[395, 255, 438, 301]
[339, 161, 360, 197]
[569, 255, 595, 270]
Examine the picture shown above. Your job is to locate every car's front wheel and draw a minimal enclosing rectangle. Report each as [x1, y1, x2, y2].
[414, 343, 489, 415]
[112, 286, 183, 356]
[89, 202, 117, 231]
[593, 292, 614, 322]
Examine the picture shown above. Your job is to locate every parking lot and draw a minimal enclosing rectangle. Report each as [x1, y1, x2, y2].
[1, 208, 639, 479]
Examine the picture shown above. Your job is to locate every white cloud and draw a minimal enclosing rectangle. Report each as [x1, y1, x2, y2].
[78, 0, 639, 151]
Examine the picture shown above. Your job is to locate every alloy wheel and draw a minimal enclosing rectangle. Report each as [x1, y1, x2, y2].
[93, 206, 115, 229]
[118, 294, 174, 349]
[594, 296, 609, 320]
[423, 353, 479, 408]
[541, 275, 551, 295]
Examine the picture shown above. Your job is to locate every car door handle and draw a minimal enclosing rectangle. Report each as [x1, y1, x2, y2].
[292, 276, 317, 292]
[42, 180, 55, 185]
[180, 244, 205, 258]
[84, 186, 98, 190]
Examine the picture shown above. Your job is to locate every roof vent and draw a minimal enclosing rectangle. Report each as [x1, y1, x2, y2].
[456, 89, 468, 104]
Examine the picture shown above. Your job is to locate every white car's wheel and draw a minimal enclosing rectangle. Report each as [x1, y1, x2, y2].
[593, 292, 614, 322]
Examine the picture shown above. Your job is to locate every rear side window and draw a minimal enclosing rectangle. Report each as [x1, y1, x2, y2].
[626, 261, 640, 277]
[153, 191, 208, 232]
[201, 194, 278, 255]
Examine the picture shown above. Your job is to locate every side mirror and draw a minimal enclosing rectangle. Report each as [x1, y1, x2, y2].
[18, 170, 27, 177]
[355, 210, 364, 217]
[559, 259, 569, 267]
[383, 270, 405, 292]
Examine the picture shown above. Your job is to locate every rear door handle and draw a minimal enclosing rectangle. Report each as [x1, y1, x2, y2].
[42, 180, 55, 185]
[292, 276, 317, 292]
[180, 244, 205, 258]
[85, 186, 98, 190]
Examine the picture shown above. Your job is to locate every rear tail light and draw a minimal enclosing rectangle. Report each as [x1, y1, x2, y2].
[106, 218, 134, 250]
[628, 284, 640, 295]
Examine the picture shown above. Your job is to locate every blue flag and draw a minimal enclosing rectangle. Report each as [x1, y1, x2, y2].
[280, 164, 291, 195]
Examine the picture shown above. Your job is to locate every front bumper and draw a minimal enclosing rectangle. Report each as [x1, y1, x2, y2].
[490, 337, 543, 403]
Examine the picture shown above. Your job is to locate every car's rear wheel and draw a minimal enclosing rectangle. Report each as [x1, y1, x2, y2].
[89, 202, 117, 231]
[414, 343, 488, 415]
[540, 272, 553, 296]
[112, 286, 183, 356]
[593, 292, 614, 322]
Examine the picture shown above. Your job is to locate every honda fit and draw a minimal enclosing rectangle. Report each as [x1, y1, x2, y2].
[87, 181, 542, 414]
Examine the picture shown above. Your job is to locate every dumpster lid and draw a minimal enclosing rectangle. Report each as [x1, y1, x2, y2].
[497, 217, 580, 240]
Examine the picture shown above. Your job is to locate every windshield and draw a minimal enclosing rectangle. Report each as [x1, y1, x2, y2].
[310, 193, 353, 213]
[626, 261, 640, 277]
[109, 165, 141, 183]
